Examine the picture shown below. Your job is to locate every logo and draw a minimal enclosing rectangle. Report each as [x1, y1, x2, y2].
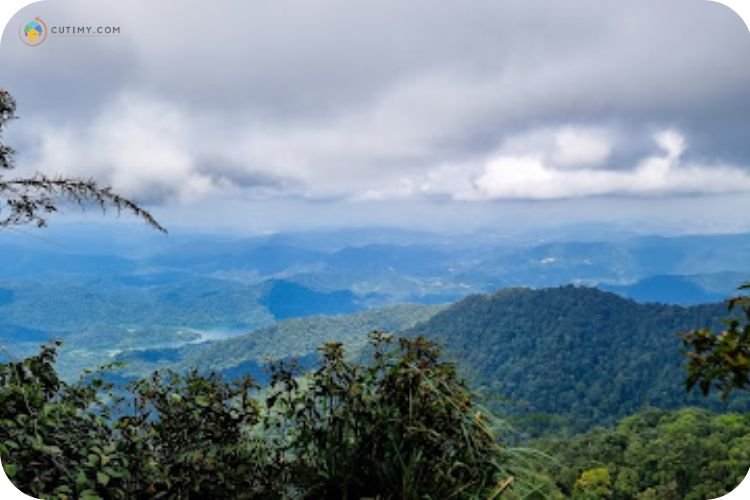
[19, 17, 48, 47]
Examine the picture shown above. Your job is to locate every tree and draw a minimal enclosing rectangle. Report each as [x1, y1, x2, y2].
[263, 333, 542, 499]
[0, 334, 558, 499]
[573, 467, 612, 499]
[0, 90, 165, 232]
[538, 408, 750, 500]
[682, 283, 750, 400]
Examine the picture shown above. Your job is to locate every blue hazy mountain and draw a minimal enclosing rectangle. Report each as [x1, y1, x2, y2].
[325, 244, 453, 275]
[260, 279, 361, 319]
[0, 323, 51, 344]
[0, 244, 136, 278]
[2, 225, 750, 377]
[148, 244, 326, 274]
[0, 288, 14, 305]
[601, 275, 727, 305]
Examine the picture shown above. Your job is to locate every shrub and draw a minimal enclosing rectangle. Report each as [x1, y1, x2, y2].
[0, 333, 553, 499]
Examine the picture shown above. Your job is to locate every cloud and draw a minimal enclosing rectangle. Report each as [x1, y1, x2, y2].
[20, 92, 750, 205]
[4, 0, 750, 213]
[654, 129, 686, 160]
[479, 127, 616, 170]
[29, 94, 214, 203]
[552, 128, 612, 168]
[473, 129, 750, 200]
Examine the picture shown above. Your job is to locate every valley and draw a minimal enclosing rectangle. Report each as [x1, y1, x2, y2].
[3, 223, 750, 497]
[3, 224, 750, 434]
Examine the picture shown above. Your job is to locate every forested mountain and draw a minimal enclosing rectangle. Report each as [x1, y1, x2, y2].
[4, 225, 750, 435]
[114, 285, 750, 436]
[114, 303, 443, 380]
[259, 279, 361, 319]
[0, 275, 370, 378]
[403, 286, 750, 433]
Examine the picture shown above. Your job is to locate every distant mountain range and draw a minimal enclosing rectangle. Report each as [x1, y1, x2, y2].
[2, 226, 750, 379]
[4, 227, 750, 303]
[600, 274, 728, 305]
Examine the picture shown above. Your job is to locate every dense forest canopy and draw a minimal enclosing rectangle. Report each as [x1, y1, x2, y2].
[538, 408, 750, 499]
[404, 286, 747, 434]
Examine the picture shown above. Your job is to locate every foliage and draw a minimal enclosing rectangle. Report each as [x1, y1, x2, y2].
[0, 89, 164, 232]
[572, 467, 611, 499]
[0, 334, 553, 499]
[537, 408, 750, 500]
[264, 333, 556, 499]
[404, 286, 742, 435]
[683, 283, 750, 400]
[0, 341, 131, 498]
[118, 369, 278, 499]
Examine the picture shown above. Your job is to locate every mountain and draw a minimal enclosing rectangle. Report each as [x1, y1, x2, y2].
[402, 286, 750, 433]
[259, 279, 361, 319]
[115, 285, 750, 435]
[114, 303, 443, 379]
[325, 244, 452, 276]
[0, 245, 136, 278]
[601, 275, 726, 305]
[5, 227, 750, 380]
[148, 244, 326, 275]
[0, 288, 14, 305]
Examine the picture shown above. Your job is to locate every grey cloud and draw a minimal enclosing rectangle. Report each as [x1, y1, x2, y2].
[2, 0, 750, 207]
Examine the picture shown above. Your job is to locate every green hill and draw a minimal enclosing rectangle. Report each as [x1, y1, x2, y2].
[116, 303, 443, 378]
[114, 285, 750, 434]
[403, 286, 750, 433]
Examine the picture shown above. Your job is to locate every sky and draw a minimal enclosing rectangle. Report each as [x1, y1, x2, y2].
[2, 0, 750, 235]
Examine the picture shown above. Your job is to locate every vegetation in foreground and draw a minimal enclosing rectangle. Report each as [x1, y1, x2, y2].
[3, 332, 750, 500]
[0, 333, 556, 499]
[683, 282, 750, 401]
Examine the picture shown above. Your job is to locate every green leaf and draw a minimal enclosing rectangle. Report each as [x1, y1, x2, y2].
[96, 471, 110, 486]
[3, 464, 17, 478]
[43, 444, 62, 455]
[80, 489, 102, 500]
[75, 470, 88, 488]
[53, 484, 73, 494]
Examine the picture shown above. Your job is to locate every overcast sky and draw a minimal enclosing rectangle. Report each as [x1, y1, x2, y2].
[2, 0, 750, 234]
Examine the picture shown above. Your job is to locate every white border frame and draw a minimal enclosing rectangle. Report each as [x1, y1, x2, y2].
[0, 1, 749, 498]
